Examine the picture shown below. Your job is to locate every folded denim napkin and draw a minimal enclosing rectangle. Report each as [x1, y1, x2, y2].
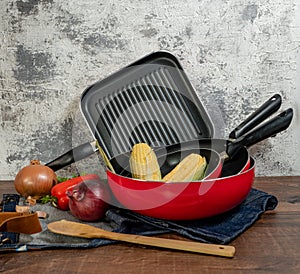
[0, 188, 277, 252]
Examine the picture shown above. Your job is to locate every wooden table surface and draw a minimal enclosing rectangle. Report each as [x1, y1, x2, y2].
[0, 176, 299, 274]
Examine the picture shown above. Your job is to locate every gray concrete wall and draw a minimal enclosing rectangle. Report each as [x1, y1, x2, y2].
[1, 0, 300, 180]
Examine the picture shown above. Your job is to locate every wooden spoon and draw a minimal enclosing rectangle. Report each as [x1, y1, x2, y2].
[48, 220, 235, 257]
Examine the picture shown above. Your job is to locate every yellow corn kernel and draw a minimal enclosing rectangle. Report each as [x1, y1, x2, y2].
[163, 153, 207, 182]
[130, 143, 162, 181]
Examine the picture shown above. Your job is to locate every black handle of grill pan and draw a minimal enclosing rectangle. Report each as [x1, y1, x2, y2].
[226, 108, 293, 159]
[229, 94, 282, 139]
[45, 141, 97, 171]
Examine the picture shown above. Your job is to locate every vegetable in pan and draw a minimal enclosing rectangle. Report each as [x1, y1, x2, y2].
[130, 143, 162, 181]
[163, 153, 207, 182]
[129, 143, 207, 182]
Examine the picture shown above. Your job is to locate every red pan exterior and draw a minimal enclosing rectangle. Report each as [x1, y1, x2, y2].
[107, 158, 255, 220]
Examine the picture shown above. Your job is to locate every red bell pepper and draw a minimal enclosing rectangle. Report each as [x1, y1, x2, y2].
[50, 174, 101, 210]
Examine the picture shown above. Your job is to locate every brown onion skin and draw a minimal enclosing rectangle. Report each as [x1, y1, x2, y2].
[14, 160, 58, 199]
[67, 179, 110, 221]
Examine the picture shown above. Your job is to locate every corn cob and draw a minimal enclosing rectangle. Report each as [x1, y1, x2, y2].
[130, 143, 162, 181]
[163, 153, 207, 182]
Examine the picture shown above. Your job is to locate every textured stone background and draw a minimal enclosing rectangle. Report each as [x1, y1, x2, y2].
[1, 0, 300, 180]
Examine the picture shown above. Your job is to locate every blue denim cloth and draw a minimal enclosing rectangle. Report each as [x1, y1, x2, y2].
[0, 194, 20, 245]
[111, 188, 278, 244]
[0, 188, 277, 252]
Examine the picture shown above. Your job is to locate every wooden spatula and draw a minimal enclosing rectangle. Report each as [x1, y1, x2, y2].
[48, 220, 235, 257]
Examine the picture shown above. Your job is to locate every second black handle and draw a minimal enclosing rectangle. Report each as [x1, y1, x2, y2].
[229, 94, 282, 139]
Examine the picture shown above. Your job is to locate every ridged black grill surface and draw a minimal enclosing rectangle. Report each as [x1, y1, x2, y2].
[81, 52, 213, 159]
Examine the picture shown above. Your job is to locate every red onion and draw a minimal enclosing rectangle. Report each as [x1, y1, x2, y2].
[66, 179, 110, 221]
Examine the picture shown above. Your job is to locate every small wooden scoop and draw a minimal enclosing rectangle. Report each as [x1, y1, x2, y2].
[48, 220, 235, 257]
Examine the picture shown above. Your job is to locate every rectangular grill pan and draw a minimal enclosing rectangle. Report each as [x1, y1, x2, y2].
[80, 51, 214, 160]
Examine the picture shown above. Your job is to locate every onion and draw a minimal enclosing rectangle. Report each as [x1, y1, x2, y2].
[66, 179, 110, 221]
[14, 160, 58, 202]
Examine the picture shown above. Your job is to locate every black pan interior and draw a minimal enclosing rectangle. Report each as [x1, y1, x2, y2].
[110, 148, 220, 179]
[109, 139, 249, 179]
[155, 139, 249, 177]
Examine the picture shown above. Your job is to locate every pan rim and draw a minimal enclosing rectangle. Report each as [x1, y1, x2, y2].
[106, 156, 255, 184]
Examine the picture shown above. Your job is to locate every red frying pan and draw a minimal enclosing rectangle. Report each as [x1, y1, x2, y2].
[106, 108, 293, 220]
[107, 158, 257, 220]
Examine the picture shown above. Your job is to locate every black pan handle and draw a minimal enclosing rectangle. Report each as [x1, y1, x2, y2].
[229, 94, 282, 139]
[226, 108, 293, 159]
[45, 141, 97, 171]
